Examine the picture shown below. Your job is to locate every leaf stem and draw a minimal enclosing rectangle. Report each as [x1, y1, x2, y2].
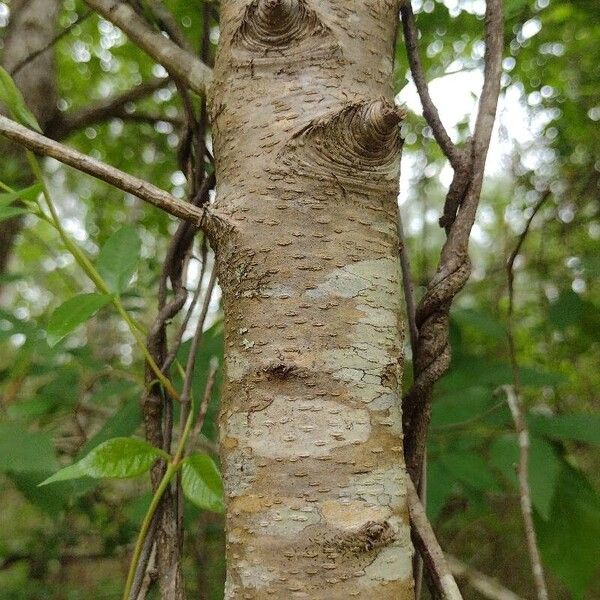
[122, 402, 196, 599]
[25, 152, 180, 401]
[122, 461, 180, 600]
[24, 154, 199, 600]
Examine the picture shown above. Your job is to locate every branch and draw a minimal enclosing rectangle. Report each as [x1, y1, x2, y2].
[84, 0, 212, 96]
[402, 0, 504, 485]
[504, 192, 551, 600]
[447, 555, 526, 600]
[500, 386, 549, 600]
[400, 3, 461, 168]
[9, 11, 93, 77]
[50, 77, 170, 139]
[406, 477, 463, 600]
[0, 115, 206, 225]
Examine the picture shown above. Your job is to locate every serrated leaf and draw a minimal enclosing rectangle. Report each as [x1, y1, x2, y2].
[39, 437, 167, 486]
[96, 225, 141, 294]
[0, 66, 42, 132]
[46, 293, 111, 347]
[181, 454, 224, 513]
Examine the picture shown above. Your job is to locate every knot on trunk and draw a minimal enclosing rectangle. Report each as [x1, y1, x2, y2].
[285, 100, 404, 188]
[321, 520, 396, 558]
[352, 100, 405, 160]
[235, 0, 327, 52]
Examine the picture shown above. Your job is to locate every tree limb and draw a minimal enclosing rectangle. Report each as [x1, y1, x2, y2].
[406, 477, 463, 600]
[84, 0, 212, 95]
[9, 11, 93, 77]
[504, 191, 552, 600]
[49, 77, 170, 139]
[500, 386, 549, 600]
[400, 3, 461, 168]
[402, 0, 504, 486]
[0, 114, 206, 225]
[447, 555, 527, 600]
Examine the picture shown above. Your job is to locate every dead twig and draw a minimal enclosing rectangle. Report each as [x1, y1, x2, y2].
[502, 190, 552, 600]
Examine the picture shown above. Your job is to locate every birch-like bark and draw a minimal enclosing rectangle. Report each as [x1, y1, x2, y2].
[210, 1, 414, 597]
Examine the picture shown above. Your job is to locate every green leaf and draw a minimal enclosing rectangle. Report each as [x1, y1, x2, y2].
[549, 290, 586, 330]
[0, 423, 58, 474]
[452, 308, 506, 340]
[442, 452, 502, 493]
[8, 471, 73, 517]
[426, 460, 456, 522]
[181, 454, 224, 513]
[96, 225, 141, 294]
[0, 184, 42, 207]
[0, 66, 42, 132]
[77, 394, 141, 458]
[0, 206, 28, 222]
[489, 433, 560, 520]
[528, 413, 600, 444]
[536, 465, 600, 598]
[431, 386, 497, 429]
[39, 437, 167, 486]
[46, 293, 111, 347]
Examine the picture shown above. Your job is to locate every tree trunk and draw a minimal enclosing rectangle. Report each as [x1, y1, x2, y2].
[0, 0, 60, 278]
[210, 1, 414, 598]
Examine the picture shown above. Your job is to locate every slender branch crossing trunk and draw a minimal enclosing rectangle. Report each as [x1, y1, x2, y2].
[210, 1, 414, 597]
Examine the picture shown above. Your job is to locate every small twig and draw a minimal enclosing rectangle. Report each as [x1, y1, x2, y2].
[179, 268, 218, 416]
[507, 191, 552, 332]
[84, 0, 212, 96]
[503, 191, 551, 600]
[400, 2, 461, 168]
[129, 511, 160, 600]
[406, 477, 463, 600]
[191, 361, 218, 443]
[50, 78, 171, 139]
[10, 11, 93, 77]
[447, 555, 526, 600]
[499, 386, 548, 600]
[397, 210, 419, 356]
[0, 115, 208, 226]
[397, 209, 426, 597]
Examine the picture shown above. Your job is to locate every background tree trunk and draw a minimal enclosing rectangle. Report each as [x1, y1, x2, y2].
[210, 1, 414, 598]
[0, 0, 60, 279]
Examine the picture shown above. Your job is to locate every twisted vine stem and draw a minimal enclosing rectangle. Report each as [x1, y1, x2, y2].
[399, 0, 504, 485]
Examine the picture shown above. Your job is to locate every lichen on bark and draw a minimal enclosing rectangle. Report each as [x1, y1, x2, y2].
[210, 1, 414, 597]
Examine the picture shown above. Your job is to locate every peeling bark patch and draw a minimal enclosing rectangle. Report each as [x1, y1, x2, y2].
[305, 257, 399, 300]
[361, 545, 413, 584]
[228, 396, 371, 458]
